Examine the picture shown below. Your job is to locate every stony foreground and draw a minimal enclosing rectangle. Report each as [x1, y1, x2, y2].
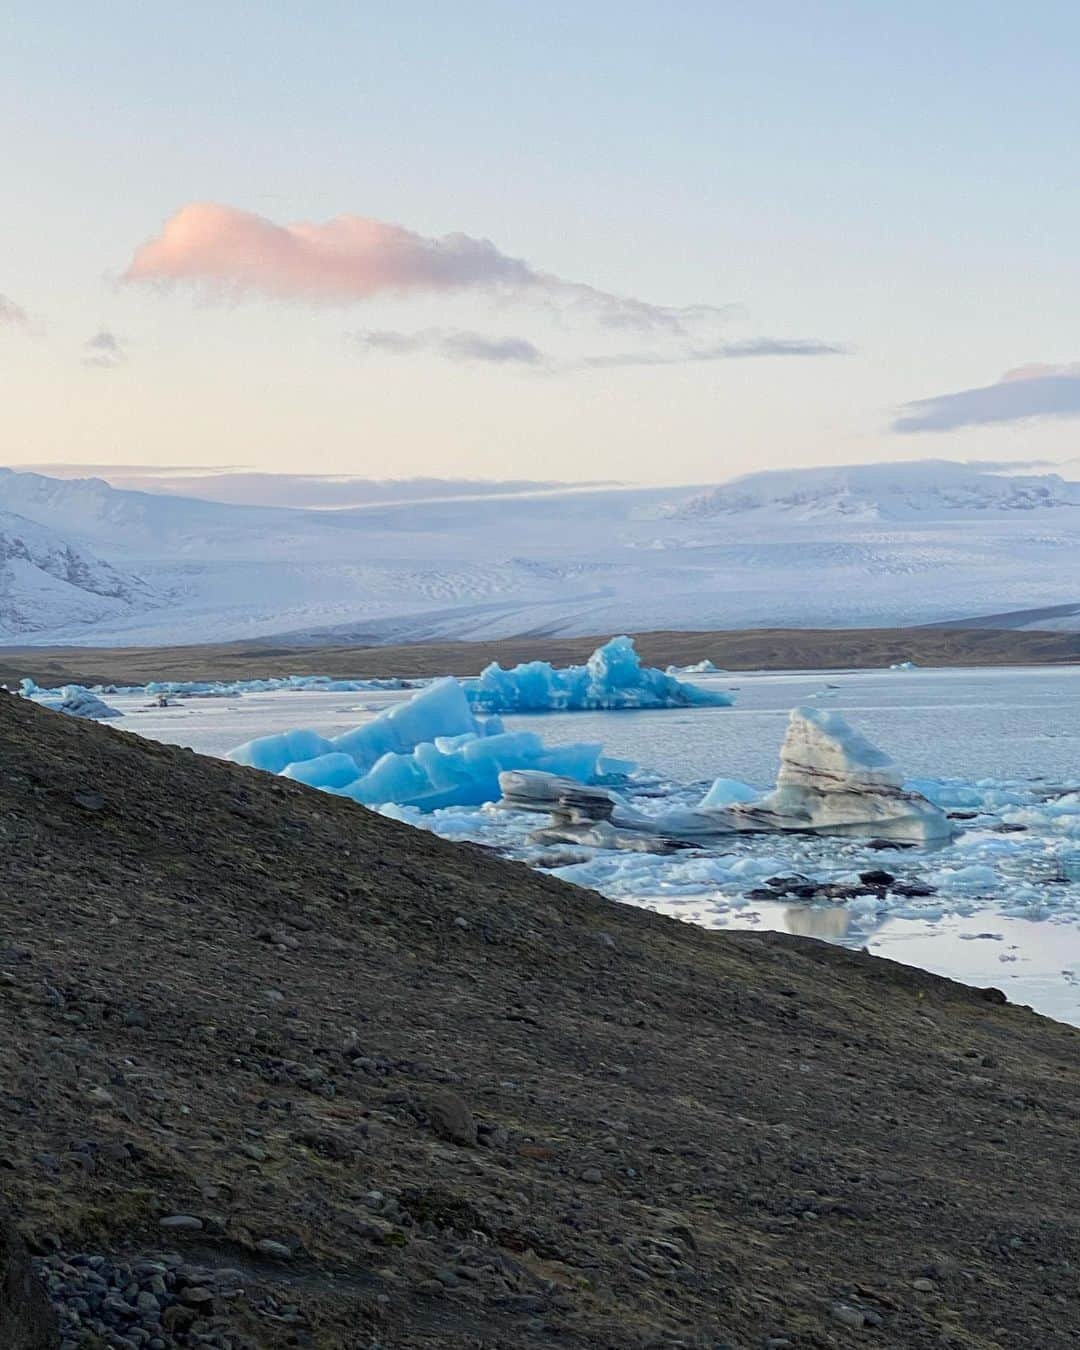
[1, 690, 1080, 1348]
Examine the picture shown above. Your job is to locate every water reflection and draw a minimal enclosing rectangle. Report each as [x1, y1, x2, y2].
[784, 904, 855, 942]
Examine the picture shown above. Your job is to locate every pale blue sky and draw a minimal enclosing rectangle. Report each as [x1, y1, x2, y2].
[3, 2, 1080, 482]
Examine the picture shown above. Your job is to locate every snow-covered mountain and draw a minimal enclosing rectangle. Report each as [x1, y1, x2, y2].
[1, 461, 1079, 645]
[0, 508, 159, 638]
[673, 461, 1080, 522]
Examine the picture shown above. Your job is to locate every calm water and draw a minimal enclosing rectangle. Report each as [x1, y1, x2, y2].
[90, 663, 1080, 1026]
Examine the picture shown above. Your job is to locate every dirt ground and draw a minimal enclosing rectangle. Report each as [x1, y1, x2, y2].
[2, 624, 1079, 688]
[2, 690, 1080, 1347]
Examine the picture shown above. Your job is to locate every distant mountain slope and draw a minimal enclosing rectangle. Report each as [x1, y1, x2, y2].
[0, 509, 159, 639]
[13, 466, 610, 509]
[3, 461, 1080, 644]
[0, 467, 297, 556]
[673, 460, 1080, 521]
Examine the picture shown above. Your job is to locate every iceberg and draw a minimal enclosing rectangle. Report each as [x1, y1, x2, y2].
[463, 636, 733, 713]
[498, 706, 951, 847]
[227, 677, 606, 811]
[665, 659, 722, 675]
[498, 770, 729, 851]
[27, 684, 123, 721]
[723, 707, 952, 843]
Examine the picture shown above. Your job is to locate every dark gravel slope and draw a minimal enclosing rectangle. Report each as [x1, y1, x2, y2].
[1, 690, 1079, 1348]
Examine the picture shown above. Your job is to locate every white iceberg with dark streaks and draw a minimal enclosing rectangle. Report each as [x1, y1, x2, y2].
[498, 706, 951, 846]
[723, 706, 952, 843]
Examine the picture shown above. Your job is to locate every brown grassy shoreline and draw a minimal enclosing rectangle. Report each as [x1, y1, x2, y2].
[3, 624, 1079, 687]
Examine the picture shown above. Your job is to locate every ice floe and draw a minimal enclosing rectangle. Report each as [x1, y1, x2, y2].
[18, 673, 417, 702]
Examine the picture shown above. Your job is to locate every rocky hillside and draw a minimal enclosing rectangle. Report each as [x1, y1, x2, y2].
[3, 691, 1080, 1347]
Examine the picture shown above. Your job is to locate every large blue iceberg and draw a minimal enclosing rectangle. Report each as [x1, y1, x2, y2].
[227, 677, 605, 810]
[463, 636, 733, 714]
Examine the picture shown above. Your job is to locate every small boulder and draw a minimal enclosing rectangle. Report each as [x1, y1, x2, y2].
[425, 1089, 478, 1147]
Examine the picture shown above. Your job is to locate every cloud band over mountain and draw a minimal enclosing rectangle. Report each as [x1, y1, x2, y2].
[894, 363, 1080, 432]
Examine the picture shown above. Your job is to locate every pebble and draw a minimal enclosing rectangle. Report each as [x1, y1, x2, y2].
[912, 1277, 937, 1292]
[581, 1168, 603, 1184]
[831, 1303, 866, 1327]
[256, 1238, 294, 1259]
[158, 1215, 203, 1231]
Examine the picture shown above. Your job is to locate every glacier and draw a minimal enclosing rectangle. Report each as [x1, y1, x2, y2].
[462, 636, 733, 713]
[226, 676, 606, 810]
[9, 460, 1080, 646]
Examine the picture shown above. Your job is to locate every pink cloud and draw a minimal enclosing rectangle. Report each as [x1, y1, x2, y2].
[122, 202, 733, 333]
[124, 203, 531, 302]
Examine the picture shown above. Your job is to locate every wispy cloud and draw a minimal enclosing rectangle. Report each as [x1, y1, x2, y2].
[0, 294, 31, 333]
[894, 363, 1080, 433]
[577, 337, 845, 369]
[356, 328, 544, 364]
[123, 202, 735, 335]
[353, 327, 843, 370]
[82, 330, 128, 370]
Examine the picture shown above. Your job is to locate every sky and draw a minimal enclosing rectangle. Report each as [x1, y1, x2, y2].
[4, 2, 1080, 485]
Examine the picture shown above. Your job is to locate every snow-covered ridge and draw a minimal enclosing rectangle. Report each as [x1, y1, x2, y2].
[0, 509, 159, 638]
[4, 460, 1080, 643]
[672, 461, 1080, 522]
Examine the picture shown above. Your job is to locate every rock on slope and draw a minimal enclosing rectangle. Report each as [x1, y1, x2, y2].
[3, 691, 1080, 1347]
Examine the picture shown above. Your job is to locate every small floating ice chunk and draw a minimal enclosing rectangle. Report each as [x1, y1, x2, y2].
[906, 779, 984, 809]
[665, 658, 722, 676]
[930, 864, 1000, 890]
[699, 777, 761, 809]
